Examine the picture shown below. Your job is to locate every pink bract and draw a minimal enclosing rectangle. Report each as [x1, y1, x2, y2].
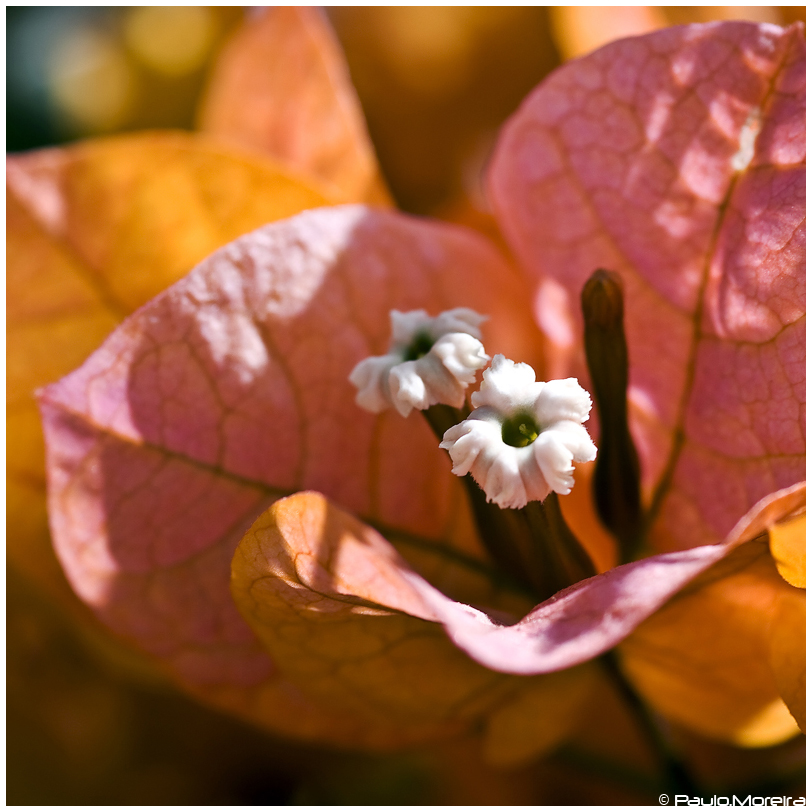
[489, 20, 805, 552]
[39, 206, 543, 688]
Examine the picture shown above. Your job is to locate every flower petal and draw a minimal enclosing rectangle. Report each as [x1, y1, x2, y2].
[471, 354, 541, 413]
[544, 420, 599, 465]
[430, 332, 489, 385]
[443, 357, 595, 508]
[482, 445, 529, 510]
[388, 359, 432, 415]
[440, 417, 500, 477]
[531, 431, 575, 495]
[390, 309, 431, 345]
[534, 378, 593, 426]
[351, 309, 489, 416]
[348, 354, 400, 413]
[430, 307, 489, 340]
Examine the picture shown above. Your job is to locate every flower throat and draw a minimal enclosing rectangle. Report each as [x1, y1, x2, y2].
[501, 412, 540, 447]
[403, 331, 435, 361]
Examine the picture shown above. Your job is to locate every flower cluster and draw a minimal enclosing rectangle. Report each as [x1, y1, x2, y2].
[350, 314, 597, 510]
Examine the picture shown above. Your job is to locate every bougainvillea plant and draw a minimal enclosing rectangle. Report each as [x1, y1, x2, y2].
[8, 9, 805, 793]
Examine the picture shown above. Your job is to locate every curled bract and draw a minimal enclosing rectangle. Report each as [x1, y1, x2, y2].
[349, 308, 490, 417]
[440, 355, 597, 509]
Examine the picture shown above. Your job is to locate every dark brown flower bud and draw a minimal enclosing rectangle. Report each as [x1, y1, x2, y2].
[581, 269, 642, 560]
[581, 268, 624, 330]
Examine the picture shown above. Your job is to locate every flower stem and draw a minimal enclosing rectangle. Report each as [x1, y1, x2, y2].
[600, 652, 702, 797]
[424, 405, 547, 597]
[425, 405, 597, 600]
[520, 495, 596, 597]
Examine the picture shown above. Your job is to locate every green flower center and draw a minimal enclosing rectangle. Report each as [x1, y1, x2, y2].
[501, 411, 540, 448]
[403, 331, 435, 361]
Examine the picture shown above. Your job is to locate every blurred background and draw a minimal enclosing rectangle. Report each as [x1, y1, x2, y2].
[6, 6, 806, 804]
[8, 6, 805, 214]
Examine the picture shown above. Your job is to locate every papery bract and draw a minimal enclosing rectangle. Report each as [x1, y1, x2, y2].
[231, 491, 597, 758]
[7, 132, 327, 602]
[233, 484, 803, 676]
[769, 512, 805, 588]
[489, 21, 805, 552]
[620, 482, 806, 744]
[9, 4, 391, 612]
[550, 5, 666, 61]
[485, 18, 805, 746]
[767, 589, 806, 732]
[38, 205, 545, 747]
[229, 482, 803, 751]
[622, 545, 805, 744]
[198, 6, 390, 205]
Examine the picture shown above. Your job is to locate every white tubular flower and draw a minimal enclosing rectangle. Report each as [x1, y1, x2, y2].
[349, 308, 490, 417]
[440, 354, 597, 509]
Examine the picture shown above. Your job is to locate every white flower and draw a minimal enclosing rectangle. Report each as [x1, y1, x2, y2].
[440, 354, 597, 509]
[349, 308, 490, 417]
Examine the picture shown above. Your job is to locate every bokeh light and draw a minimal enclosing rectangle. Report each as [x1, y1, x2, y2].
[123, 6, 216, 77]
[7, 6, 241, 145]
[7, 5, 806, 212]
[48, 25, 135, 132]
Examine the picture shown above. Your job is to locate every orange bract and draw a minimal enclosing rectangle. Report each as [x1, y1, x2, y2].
[7, 133, 328, 604]
[198, 7, 391, 206]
